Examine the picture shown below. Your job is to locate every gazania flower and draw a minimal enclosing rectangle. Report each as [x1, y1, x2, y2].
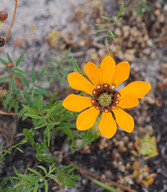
[63, 56, 151, 138]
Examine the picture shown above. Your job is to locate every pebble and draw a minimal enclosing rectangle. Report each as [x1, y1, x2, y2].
[148, 39, 153, 47]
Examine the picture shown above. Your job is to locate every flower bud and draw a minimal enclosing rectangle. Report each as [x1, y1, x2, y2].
[0, 11, 8, 21]
[6, 62, 14, 68]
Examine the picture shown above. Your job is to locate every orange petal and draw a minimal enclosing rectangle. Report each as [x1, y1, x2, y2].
[112, 61, 130, 88]
[112, 107, 134, 133]
[100, 56, 116, 84]
[99, 112, 117, 139]
[63, 94, 92, 112]
[117, 94, 139, 109]
[68, 72, 94, 95]
[84, 62, 102, 86]
[119, 81, 151, 99]
[76, 107, 100, 131]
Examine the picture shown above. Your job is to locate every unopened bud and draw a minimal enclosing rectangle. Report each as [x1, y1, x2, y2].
[6, 62, 14, 68]
[0, 11, 8, 21]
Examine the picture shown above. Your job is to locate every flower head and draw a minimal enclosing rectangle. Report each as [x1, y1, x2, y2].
[63, 56, 151, 139]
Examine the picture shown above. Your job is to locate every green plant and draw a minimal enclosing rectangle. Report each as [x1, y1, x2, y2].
[92, 2, 124, 52]
[125, 0, 151, 16]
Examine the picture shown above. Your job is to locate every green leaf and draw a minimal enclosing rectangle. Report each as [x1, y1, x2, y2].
[21, 77, 29, 88]
[49, 93, 58, 105]
[37, 96, 43, 110]
[50, 57, 61, 66]
[13, 71, 25, 79]
[108, 30, 115, 40]
[3, 94, 13, 108]
[7, 53, 13, 63]
[18, 107, 26, 118]
[125, 5, 134, 10]
[13, 101, 18, 113]
[8, 99, 16, 112]
[95, 35, 108, 39]
[117, 2, 124, 18]
[15, 68, 26, 74]
[15, 147, 24, 153]
[13, 167, 20, 177]
[47, 174, 58, 181]
[35, 140, 54, 163]
[33, 182, 39, 192]
[24, 113, 42, 119]
[62, 65, 73, 70]
[71, 57, 81, 73]
[44, 179, 48, 192]
[31, 67, 36, 83]
[28, 168, 43, 178]
[56, 74, 66, 86]
[60, 122, 76, 128]
[9, 78, 17, 89]
[0, 58, 7, 65]
[0, 76, 10, 83]
[22, 104, 38, 114]
[38, 165, 47, 175]
[15, 74, 29, 88]
[92, 29, 108, 33]
[47, 121, 60, 127]
[34, 123, 47, 130]
[137, 4, 143, 16]
[112, 17, 122, 25]
[35, 86, 49, 97]
[140, 0, 150, 11]
[95, 23, 112, 27]
[23, 129, 35, 147]
[105, 38, 109, 53]
[101, 16, 114, 21]
[39, 66, 47, 79]
[65, 47, 71, 58]
[32, 95, 42, 108]
[92, 179, 121, 192]
[16, 54, 24, 66]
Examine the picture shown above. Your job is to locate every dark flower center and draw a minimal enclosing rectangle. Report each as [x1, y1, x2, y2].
[91, 83, 120, 112]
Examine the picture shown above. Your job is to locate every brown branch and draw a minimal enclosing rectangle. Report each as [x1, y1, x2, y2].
[0, 0, 18, 51]
[65, 157, 136, 192]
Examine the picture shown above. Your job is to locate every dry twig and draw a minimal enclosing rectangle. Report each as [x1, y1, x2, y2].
[65, 157, 136, 192]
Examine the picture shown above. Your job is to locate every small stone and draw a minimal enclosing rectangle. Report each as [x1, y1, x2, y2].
[143, 48, 151, 55]
[119, 165, 125, 172]
[113, 152, 121, 161]
[112, 160, 118, 167]
[146, 125, 153, 135]
[154, 9, 160, 15]
[82, 179, 87, 185]
[159, 15, 165, 23]
[148, 39, 153, 47]
[164, 4, 167, 12]
[127, 142, 134, 150]
[115, 28, 122, 36]
[123, 136, 129, 144]
[122, 25, 130, 38]
[105, 170, 112, 176]
[126, 162, 130, 170]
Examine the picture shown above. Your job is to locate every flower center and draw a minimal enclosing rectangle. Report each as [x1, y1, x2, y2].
[91, 84, 121, 112]
[97, 92, 112, 108]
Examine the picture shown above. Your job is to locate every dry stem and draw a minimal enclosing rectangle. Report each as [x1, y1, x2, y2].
[65, 157, 136, 192]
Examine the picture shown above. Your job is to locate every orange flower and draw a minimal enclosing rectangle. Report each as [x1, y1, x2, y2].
[63, 56, 151, 138]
